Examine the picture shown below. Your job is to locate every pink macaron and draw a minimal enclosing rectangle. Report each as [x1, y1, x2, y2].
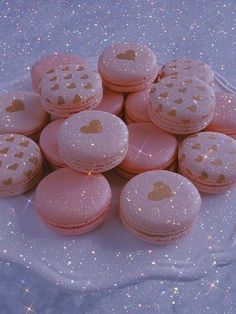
[31, 53, 87, 92]
[57, 110, 129, 173]
[0, 92, 49, 141]
[178, 132, 236, 193]
[98, 43, 158, 92]
[119, 170, 201, 244]
[159, 59, 215, 86]
[116, 122, 178, 179]
[147, 75, 216, 134]
[124, 89, 151, 124]
[34, 167, 112, 235]
[39, 63, 103, 118]
[39, 119, 65, 170]
[95, 88, 124, 117]
[206, 92, 236, 138]
[0, 134, 42, 197]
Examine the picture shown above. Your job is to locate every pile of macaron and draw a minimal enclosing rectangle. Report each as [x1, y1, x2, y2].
[0, 43, 236, 244]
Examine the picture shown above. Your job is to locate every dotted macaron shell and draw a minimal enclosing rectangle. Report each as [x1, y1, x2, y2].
[39, 63, 103, 117]
[148, 76, 216, 134]
[0, 134, 42, 196]
[178, 132, 236, 185]
[159, 59, 215, 85]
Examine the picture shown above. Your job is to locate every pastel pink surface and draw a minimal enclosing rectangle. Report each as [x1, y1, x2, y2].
[120, 170, 201, 236]
[125, 89, 151, 122]
[178, 132, 236, 185]
[31, 53, 87, 92]
[0, 134, 42, 196]
[98, 43, 158, 90]
[159, 59, 214, 85]
[34, 168, 111, 233]
[148, 75, 215, 134]
[206, 92, 236, 136]
[57, 110, 128, 173]
[0, 92, 49, 136]
[95, 89, 124, 115]
[39, 63, 103, 117]
[39, 119, 65, 168]
[119, 123, 177, 173]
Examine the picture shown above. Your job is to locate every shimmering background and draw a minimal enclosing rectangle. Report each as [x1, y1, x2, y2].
[0, 1, 236, 313]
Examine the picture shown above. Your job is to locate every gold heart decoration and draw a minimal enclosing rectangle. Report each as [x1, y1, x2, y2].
[166, 83, 174, 88]
[46, 69, 54, 74]
[0, 147, 9, 154]
[211, 159, 222, 166]
[49, 76, 57, 81]
[217, 174, 225, 183]
[174, 98, 183, 104]
[73, 95, 81, 105]
[116, 50, 136, 61]
[194, 155, 204, 162]
[155, 104, 163, 113]
[178, 87, 187, 93]
[80, 120, 103, 134]
[168, 109, 176, 117]
[7, 163, 18, 171]
[51, 84, 60, 91]
[81, 74, 89, 79]
[57, 96, 65, 106]
[147, 181, 174, 201]
[19, 141, 29, 147]
[14, 152, 24, 159]
[199, 171, 208, 180]
[84, 83, 92, 89]
[67, 83, 76, 89]
[192, 143, 201, 150]
[76, 65, 84, 71]
[159, 92, 168, 98]
[64, 74, 72, 80]
[6, 100, 25, 113]
[6, 136, 14, 142]
[187, 105, 198, 113]
[3, 178, 12, 186]
[28, 157, 38, 165]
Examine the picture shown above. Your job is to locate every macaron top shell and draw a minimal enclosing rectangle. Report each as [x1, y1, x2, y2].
[39, 63, 102, 109]
[0, 92, 49, 135]
[160, 59, 214, 85]
[125, 89, 150, 122]
[39, 119, 64, 166]
[96, 89, 124, 115]
[206, 92, 236, 134]
[179, 132, 236, 184]
[35, 167, 111, 225]
[58, 110, 128, 161]
[120, 123, 177, 172]
[149, 76, 215, 125]
[0, 134, 42, 186]
[31, 53, 87, 91]
[98, 43, 158, 84]
[120, 170, 201, 233]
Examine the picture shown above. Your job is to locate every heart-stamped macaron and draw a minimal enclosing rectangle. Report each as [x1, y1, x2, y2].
[98, 43, 159, 92]
[147, 75, 216, 134]
[119, 170, 201, 244]
[178, 132, 236, 193]
[57, 110, 129, 173]
[0, 134, 42, 197]
[39, 63, 103, 118]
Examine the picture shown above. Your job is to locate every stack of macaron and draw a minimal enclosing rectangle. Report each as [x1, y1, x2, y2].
[0, 44, 236, 244]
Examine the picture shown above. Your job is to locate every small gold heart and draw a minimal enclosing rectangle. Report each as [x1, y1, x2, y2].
[193, 95, 203, 101]
[19, 141, 29, 147]
[197, 86, 206, 91]
[194, 155, 204, 162]
[61, 65, 70, 71]
[84, 83, 92, 89]
[147, 181, 174, 201]
[182, 119, 191, 125]
[178, 88, 187, 93]
[0, 147, 9, 154]
[7, 163, 18, 171]
[14, 152, 23, 158]
[24, 170, 33, 178]
[76, 65, 84, 71]
[209, 144, 217, 152]
[155, 104, 163, 113]
[57, 96, 65, 105]
[168, 109, 176, 117]
[187, 105, 197, 113]
[6, 136, 14, 142]
[199, 171, 208, 180]
[28, 157, 38, 165]
[6, 100, 25, 113]
[64, 74, 72, 80]
[150, 87, 157, 94]
[81, 74, 89, 79]
[73, 95, 81, 105]
[192, 143, 201, 150]
[179, 153, 186, 162]
[211, 159, 222, 166]
[46, 69, 54, 74]
[183, 79, 193, 84]
[217, 174, 225, 183]
[170, 76, 178, 79]
[67, 83, 76, 89]
[51, 84, 60, 91]
[174, 98, 183, 104]
[165, 83, 174, 88]
[3, 178, 12, 186]
[80, 120, 103, 134]
[116, 50, 136, 61]
[49, 76, 57, 81]
[159, 92, 168, 98]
